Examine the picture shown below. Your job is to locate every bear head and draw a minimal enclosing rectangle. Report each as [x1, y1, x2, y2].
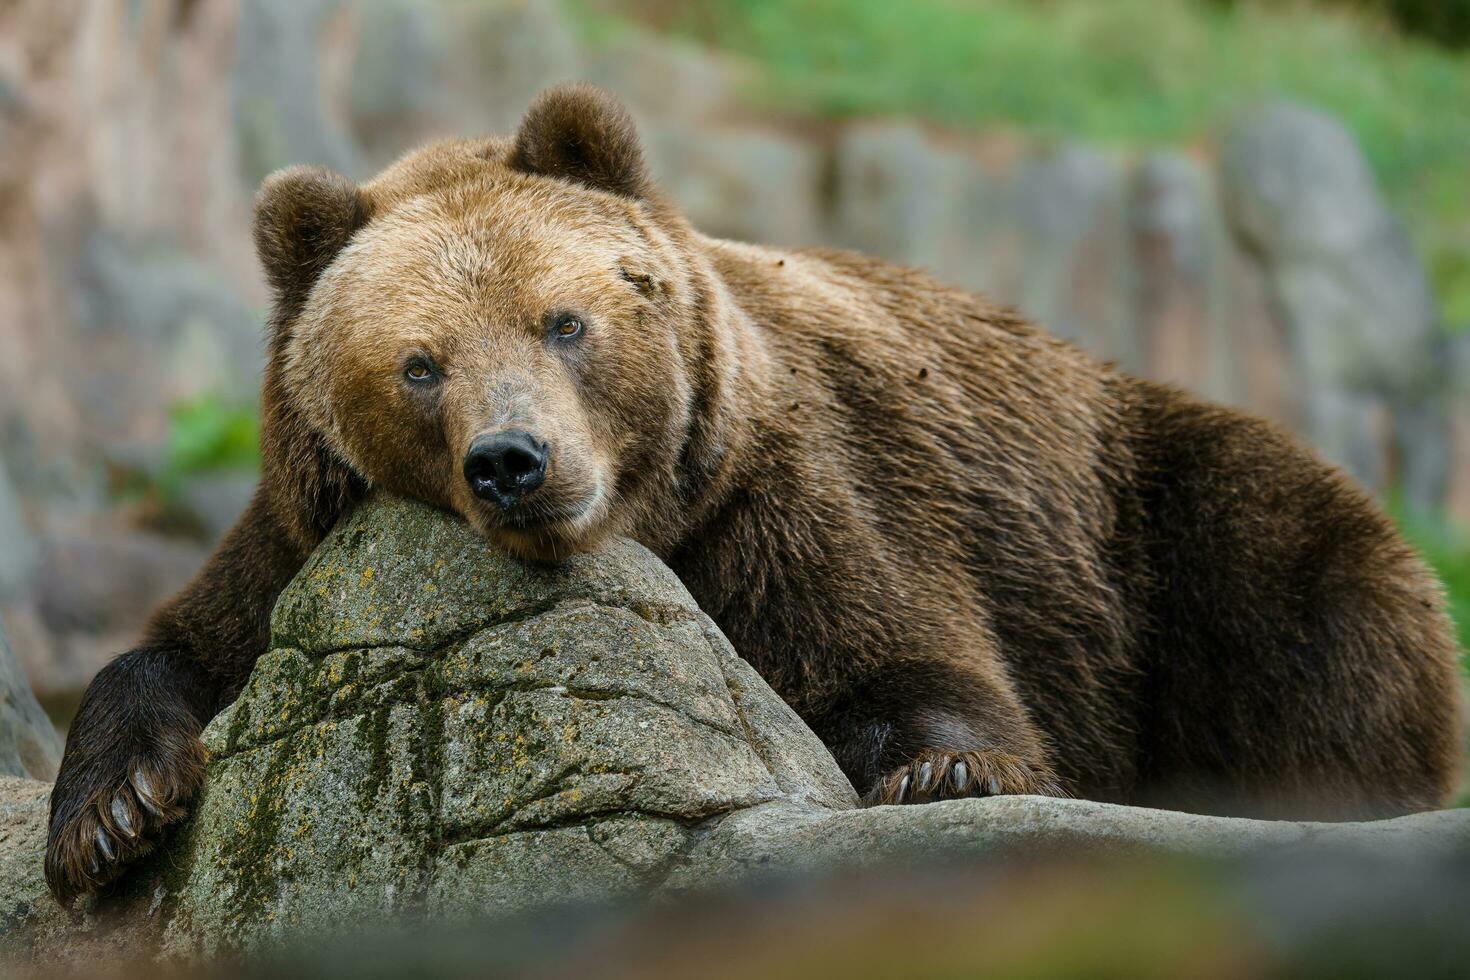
[253, 85, 736, 561]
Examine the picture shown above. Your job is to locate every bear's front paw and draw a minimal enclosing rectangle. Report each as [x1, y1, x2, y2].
[866, 748, 1066, 805]
[45, 736, 207, 906]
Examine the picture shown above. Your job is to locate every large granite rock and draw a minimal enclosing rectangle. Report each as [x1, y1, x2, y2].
[1129, 152, 1289, 415]
[829, 121, 971, 276]
[647, 123, 824, 250]
[0, 625, 59, 783]
[1, 494, 1465, 962]
[154, 493, 856, 955]
[233, 0, 361, 184]
[1447, 333, 1470, 526]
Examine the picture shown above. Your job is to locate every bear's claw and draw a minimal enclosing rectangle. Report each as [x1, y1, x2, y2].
[109, 795, 136, 837]
[94, 826, 114, 861]
[868, 748, 1065, 805]
[46, 744, 207, 906]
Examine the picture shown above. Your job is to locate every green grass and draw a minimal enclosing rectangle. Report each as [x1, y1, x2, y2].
[580, 0, 1470, 327]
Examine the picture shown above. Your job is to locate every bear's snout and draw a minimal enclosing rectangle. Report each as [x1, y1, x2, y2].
[463, 430, 549, 510]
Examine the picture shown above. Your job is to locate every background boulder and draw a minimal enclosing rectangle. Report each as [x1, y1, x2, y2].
[0, 627, 58, 783]
[1220, 102, 1447, 505]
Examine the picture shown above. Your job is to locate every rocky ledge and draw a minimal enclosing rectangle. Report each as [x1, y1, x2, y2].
[2, 494, 1466, 961]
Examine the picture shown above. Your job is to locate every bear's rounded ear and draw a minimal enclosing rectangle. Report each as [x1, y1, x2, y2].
[509, 83, 650, 200]
[253, 165, 370, 310]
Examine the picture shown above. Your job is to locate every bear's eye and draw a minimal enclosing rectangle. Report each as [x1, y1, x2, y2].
[403, 359, 436, 384]
[551, 313, 584, 341]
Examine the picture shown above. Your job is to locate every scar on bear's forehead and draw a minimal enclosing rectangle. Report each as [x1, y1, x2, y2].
[618, 266, 657, 297]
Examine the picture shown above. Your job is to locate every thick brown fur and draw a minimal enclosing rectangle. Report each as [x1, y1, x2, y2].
[46, 84, 1464, 904]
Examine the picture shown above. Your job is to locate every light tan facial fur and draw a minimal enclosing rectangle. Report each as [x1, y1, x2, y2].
[283, 140, 697, 559]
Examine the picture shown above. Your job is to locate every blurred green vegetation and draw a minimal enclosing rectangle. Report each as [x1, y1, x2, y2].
[583, 0, 1470, 328]
[161, 393, 261, 491]
[1246, 0, 1470, 49]
[104, 394, 260, 534]
[1377, 0, 1470, 47]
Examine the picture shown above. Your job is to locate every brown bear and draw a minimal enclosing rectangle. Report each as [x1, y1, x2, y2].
[45, 84, 1464, 903]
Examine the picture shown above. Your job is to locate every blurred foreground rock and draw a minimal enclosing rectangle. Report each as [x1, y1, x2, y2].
[0, 495, 1466, 964]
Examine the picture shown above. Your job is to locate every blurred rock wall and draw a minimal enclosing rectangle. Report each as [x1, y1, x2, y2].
[0, 0, 1462, 714]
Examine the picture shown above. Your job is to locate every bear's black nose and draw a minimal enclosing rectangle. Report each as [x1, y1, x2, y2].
[463, 430, 549, 508]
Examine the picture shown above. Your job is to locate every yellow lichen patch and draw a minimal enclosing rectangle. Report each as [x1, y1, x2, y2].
[508, 732, 532, 771]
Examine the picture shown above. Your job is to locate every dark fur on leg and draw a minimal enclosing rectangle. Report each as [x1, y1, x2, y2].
[812, 655, 1067, 806]
[45, 648, 211, 904]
